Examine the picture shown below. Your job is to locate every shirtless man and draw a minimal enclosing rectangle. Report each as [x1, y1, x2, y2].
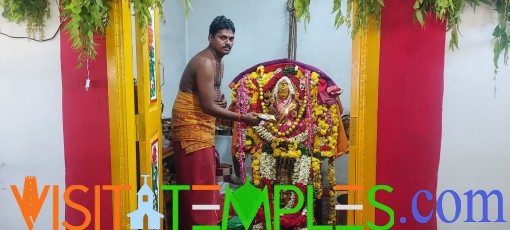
[171, 16, 259, 229]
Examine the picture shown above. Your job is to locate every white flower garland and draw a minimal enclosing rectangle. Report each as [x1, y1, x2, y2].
[292, 155, 312, 185]
[253, 125, 276, 142]
[253, 124, 319, 144]
[259, 152, 276, 181]
[252, 223, 264, 230]
[281, 155, 312, 209]
[284, 192, 296, 209]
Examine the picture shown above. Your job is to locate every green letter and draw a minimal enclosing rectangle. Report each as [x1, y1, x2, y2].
[219, 183, 271, 230]
[274, 185, 304, 230]
[306, 185, 333, 230]
[367, 185, 394, 230]
[161, 185, 190, 230]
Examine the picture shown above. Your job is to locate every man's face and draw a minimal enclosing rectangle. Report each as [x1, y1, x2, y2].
[209, 29, 235, 55]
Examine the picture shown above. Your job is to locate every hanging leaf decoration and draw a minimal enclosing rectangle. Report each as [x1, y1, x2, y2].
[0, 0, 51, 39]
[413, 0, 509, 71]
[1, 0, 508, 71]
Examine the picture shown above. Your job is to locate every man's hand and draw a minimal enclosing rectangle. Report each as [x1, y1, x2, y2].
[215, 94, 228, 108]
[242, 112, 261, 126]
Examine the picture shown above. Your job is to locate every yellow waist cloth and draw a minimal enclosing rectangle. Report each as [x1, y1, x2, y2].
[172, 91, 216, 154]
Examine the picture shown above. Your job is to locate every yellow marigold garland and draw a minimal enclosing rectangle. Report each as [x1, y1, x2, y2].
[328, 159, 336, 225]
[312, 157, 322, 199]
[252, 148, 262, 186]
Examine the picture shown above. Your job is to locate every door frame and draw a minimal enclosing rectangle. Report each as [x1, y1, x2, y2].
[347, 16, 380, 226]
[105, 1, 380, 228]
[106, 0, 139, 228]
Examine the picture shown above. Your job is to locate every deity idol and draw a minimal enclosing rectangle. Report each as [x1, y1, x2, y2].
[268, 77, 306, 137]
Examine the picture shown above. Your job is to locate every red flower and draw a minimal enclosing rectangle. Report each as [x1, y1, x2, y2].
[152, 145, 158, 164]
[321, 145, 331, 151]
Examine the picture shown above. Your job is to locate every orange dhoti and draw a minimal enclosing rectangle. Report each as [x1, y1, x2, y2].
[172, 91, 218, 229]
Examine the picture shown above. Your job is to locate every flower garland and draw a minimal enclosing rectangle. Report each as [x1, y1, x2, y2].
[305, 70, 314, 153]
[309, 76, 340, 160]
[251, 148, 262, 186]
[311, 157, 322, 199]
[259, 152, 276, 181]
[292, 155, 311, 184]
[254, 155, 310, 228]
[272, 139, 302, 159]
[235, 74, 250, 183]
[252, 125, 315, 144]
[327, 159, 336, 225]
[262, 139, 311, 159]
[231, 63, 345, 228]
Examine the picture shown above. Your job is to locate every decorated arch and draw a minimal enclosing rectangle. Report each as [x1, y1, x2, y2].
[229, 58, 349, 227]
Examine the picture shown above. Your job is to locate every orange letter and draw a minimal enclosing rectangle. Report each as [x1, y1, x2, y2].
[11, 176, 49, 230]
[103, 185, 131, 230]
[53, 185, 59, 230]
[94, 185, 101, 230]
[62, 185, 91, 230]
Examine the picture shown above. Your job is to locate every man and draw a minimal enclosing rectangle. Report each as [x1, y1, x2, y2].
[172, 16, 260, 229]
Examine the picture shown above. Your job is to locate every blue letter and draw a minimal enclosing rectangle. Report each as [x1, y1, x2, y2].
[437, 190, 461, 223]
[464, 190, 506, 223]
[412, 190, 434, 223]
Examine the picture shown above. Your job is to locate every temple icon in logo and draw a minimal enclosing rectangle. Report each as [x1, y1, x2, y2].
[127, 175, 163, 229]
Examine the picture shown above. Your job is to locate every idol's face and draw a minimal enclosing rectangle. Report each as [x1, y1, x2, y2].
[278, 81, 290, 99]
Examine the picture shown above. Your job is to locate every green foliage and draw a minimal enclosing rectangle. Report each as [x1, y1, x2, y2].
[350, 0, 384, 38]
[60, 0, 165, 68]
[491, 0, 509, 69]
[132, 0, 166, 44]
[414, 0, 509, 71]
[294, 0, 311, 30]
[181, 0, 192, 18]
[332, 0, 349, 29]
[2, 0, 507, 71]
[0, 0, 51, 39]
[282, 65, 298, 75]
[297, 0, 508, 70]
[61, 0, 111, 68]
[300, 0, 383, 37]
[414, 0, 465, 50]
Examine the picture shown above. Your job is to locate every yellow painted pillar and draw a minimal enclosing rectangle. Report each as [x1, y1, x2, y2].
[106, 0, 138, 229]
[348, 17, 381, 227]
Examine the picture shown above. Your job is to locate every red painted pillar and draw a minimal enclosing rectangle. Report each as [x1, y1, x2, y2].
[376, 1, 446, 229]
[60, 30, 113, 228]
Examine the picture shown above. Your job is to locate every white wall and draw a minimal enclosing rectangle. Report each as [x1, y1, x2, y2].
[438, 4, 510, 229]
[160, 0, 352, 185]
[0, 1, 65, 229]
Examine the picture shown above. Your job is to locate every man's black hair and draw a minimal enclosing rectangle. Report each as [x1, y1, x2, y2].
[209, 15, 235, 36]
